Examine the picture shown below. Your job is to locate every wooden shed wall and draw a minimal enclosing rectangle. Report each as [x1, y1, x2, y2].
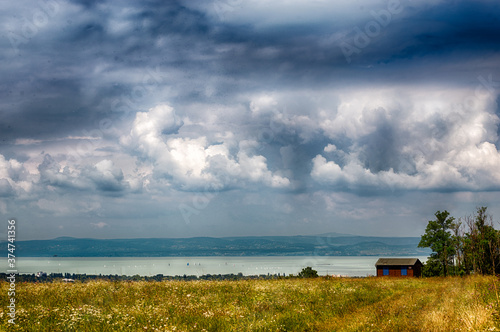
[376, 265, 420, 277]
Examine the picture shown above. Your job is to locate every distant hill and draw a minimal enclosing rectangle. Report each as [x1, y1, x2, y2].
[10, 235, 431, 257]
[314, 232, 354, 237]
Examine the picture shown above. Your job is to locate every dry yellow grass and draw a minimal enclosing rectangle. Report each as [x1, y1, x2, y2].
[1, 275, 499, 331]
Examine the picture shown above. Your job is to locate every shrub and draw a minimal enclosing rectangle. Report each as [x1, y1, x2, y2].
[298, 267, 318, 278]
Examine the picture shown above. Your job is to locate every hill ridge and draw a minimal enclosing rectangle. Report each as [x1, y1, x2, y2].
[11, 235, 430, 257]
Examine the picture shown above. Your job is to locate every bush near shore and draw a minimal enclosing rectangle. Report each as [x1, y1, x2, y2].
[1, 275, 499, 331]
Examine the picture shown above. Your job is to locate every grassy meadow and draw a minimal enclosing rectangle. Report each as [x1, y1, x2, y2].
[1, 275, 500, 331]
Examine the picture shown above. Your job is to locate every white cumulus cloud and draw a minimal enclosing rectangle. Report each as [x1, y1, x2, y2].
[311, 87, 500, 191]
[121, 104, 290, 191]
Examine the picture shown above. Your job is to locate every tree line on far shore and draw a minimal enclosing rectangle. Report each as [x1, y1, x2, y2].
[419, 206, 500, 277]
[1, 267, 321, 283]
[1, 272, 292, 283]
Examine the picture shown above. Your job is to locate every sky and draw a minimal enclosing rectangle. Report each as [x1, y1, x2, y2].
[1, 0, 500, 240]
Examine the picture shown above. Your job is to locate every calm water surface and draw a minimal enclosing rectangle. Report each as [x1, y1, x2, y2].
[11, 256, 428, 277]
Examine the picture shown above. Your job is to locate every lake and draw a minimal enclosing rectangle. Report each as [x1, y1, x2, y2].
[10, 256, 428, 277]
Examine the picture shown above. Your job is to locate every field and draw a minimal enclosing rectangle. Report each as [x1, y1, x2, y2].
[1, 276, 499, 331]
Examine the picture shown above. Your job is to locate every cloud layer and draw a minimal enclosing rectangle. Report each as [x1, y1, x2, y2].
[1, 0, 499, 239]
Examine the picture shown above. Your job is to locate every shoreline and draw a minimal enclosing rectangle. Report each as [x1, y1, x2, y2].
[0, 272, 366, 283]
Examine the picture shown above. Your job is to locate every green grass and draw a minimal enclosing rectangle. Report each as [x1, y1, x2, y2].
[1, 276, 499, 331]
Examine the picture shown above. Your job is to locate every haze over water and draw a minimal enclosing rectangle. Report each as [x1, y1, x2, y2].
[15, 256, 428, 277]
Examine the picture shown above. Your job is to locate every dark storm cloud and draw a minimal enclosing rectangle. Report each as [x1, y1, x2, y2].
[1, 0, 215, 142]
[358, 117, 400, 173]
[169, 0, 500, 86]
[3, 0, 499, 144]
[0, 79, 89, 140]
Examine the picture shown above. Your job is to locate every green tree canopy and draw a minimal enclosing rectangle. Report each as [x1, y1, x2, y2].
[419, 210, 456, 276]
[298, 267, 318, 278]
[463, 207, 500, 275]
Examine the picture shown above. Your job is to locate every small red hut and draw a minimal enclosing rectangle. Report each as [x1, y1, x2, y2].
[375, 258, 423, 277]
